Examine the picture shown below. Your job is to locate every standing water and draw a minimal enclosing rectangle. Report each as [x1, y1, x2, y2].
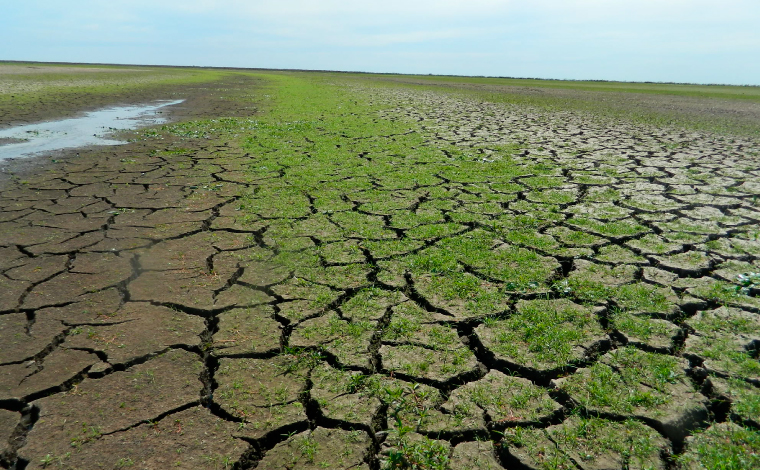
[0, 99, 184, 161]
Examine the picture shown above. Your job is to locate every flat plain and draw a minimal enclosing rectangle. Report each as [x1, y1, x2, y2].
[1, 63, 759, 470]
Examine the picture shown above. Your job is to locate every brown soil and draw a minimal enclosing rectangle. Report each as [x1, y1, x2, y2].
[0, 74, 269, 469]
[370, 75, 760, 132]
[0, 71, 261, 130]
[0, 65, 146, 75]
[0, 73, 261, 187]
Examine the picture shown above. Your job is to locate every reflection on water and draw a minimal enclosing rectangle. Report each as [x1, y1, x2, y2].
[0, 100, 183, 161]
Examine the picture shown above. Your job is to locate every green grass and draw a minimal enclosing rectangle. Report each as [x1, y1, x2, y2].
[385, 435, 450, 470]
[503, 416, 666, 470]
[712, 377, 760, 424]
[567, 279, 676, 314]
[679, 423, 760, 470]
[478, 299, 603, 370]
[611, 310, 678, 346]
[9, 64, 759, 467]
[566, 217, 650, 238]
[687, 335, 760, 379]
[558, 347, 690, 417]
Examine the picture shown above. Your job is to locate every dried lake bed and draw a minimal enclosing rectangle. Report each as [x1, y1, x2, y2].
[0, 65, 759, 470]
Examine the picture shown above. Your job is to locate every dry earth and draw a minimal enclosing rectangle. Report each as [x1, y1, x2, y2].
[0, 66, 147, 75]
[1, 75, 760, 469]
[372, 76, 760, 136]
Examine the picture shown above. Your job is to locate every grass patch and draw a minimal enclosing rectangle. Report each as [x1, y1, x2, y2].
[477, 299, 603, 370]
[558, 347, 692, 417]
[679, 422, 760, 470]
[503, 416, 666, 470]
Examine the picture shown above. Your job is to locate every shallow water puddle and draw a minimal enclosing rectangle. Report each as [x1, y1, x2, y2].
[0, 99, 183, 161]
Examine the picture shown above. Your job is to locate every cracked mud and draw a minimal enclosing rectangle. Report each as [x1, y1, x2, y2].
[1, 70, 760, 469]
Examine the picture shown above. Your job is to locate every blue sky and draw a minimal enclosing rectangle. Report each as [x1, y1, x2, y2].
[2, 0, 758, 85]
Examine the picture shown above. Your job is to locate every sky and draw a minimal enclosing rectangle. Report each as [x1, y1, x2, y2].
[1, 0, 758, 85]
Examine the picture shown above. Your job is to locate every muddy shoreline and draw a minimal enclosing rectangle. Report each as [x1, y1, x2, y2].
[0, 74, 262, 188]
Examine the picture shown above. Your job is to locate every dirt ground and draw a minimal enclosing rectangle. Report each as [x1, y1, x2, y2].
[372, 75, 760, 136]
[0, 74, 268, 469]
[0, 73, 261, 186]
[0, 68, 260, 130]
[1, 71, 760, 470]
[0, 65, 147, 75]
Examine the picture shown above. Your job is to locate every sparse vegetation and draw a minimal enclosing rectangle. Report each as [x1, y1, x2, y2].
[2, 64, 759, 469]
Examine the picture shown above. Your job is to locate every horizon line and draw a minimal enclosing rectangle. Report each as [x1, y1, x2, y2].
[2, 59, 758, 88]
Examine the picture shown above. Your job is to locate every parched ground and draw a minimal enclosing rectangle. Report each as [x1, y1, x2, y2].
[1, 72, 760, 470]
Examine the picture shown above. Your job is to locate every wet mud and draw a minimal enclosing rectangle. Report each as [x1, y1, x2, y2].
[0, 99, 184, 161]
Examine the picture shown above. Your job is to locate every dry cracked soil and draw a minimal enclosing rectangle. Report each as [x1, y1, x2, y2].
[1, 71, 760, 470]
